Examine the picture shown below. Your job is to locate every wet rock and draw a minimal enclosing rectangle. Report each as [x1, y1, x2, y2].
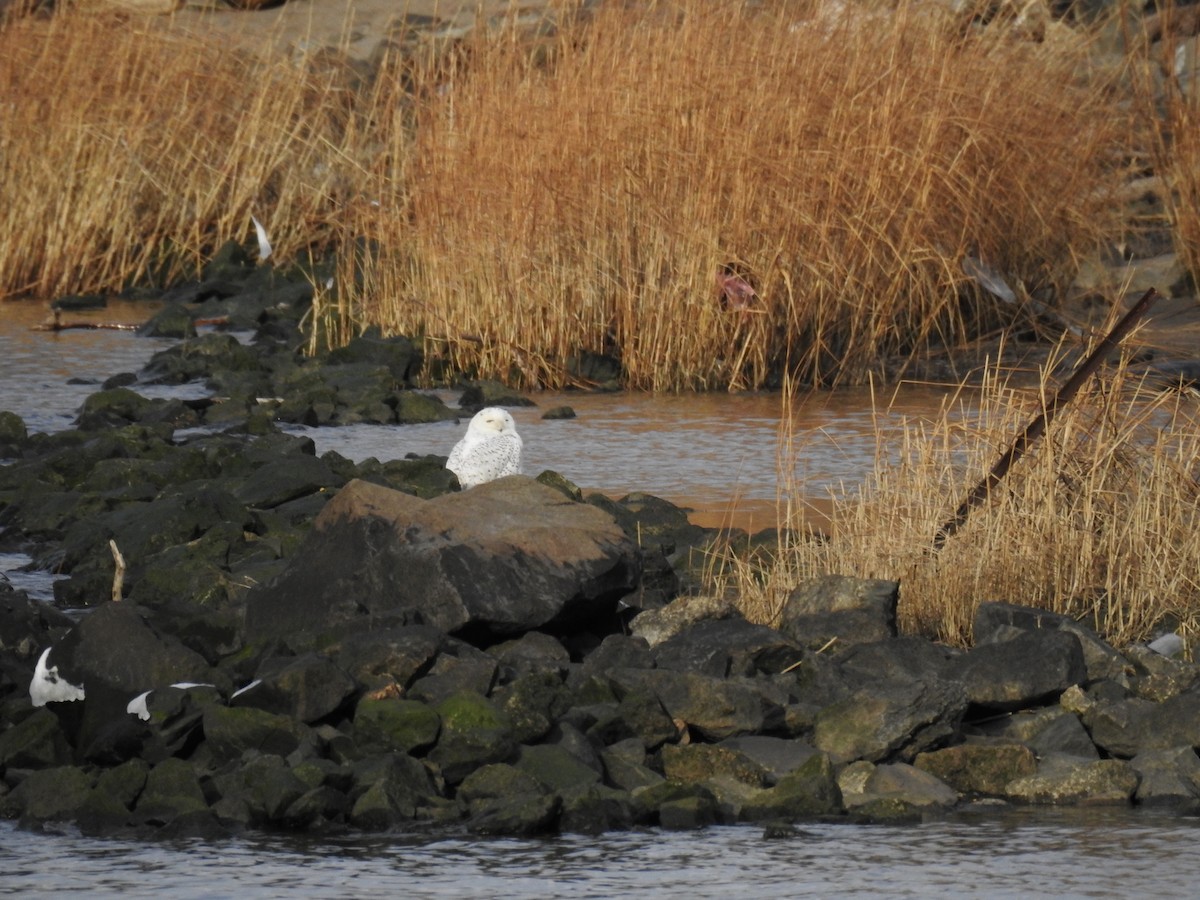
[0, 764, 93, 822]
[458, 762, 561, 835]
[913, 742, 1038, 796]
[143, 332, 261, 384]
[558, 783, 636, 833]
[609, 668, 767, 741]
[466, 790, 561, 836]
[738, 752, 842, 821]
[133, 757, 209, 824]
[244, 477, 641, 642]
[348, 752, 440, 830]
[973, 601, 1131, 683]
[661, 743, 771, 789]
[77, 758, 149, 834]
[0, 410, 27, 457]
[326, 330, 423, 386]
[632, 780, 722, 829]
[202, 704, 311, 762]
[232, 654, 356, 724]
[428, 691, 516, 785]
[651, 616, 805, 678]
[1129, 747, 1200, 809]
[137, 302, 197, 339]
[1004, 755, 1139, 805]
[351, 697, 441, 756]
[717, 736, 820, 784]
[492, 670, 573, 744]
[280, 784, 351, 831]
[974, 706, 1099, 760]
[456, 380, 536, 411]
[812, 677, 967, 764]
[0, 707, 72, 769]
[515, 742, 602, 793]
[839, 761, 959, 813]
[75, 387, 200, 431]
[778, 574, 898, 650]
[600, 738, 664, 792]
[213, 753, 309, 825]
[331, 626, 444, 694]
[954, 629, 1087, 711]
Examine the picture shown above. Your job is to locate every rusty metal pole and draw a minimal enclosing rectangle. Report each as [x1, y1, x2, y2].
[932, 287, 1160, 551]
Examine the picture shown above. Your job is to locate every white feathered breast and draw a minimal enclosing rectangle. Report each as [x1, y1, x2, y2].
[446, 407, 523, 488]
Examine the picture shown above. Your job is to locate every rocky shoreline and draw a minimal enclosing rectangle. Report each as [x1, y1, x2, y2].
[1, 246, 1199, 839]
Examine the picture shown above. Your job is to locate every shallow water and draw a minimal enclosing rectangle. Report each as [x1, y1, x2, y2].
[0, 297, 965, 531]
[3, 808, 1200, 898]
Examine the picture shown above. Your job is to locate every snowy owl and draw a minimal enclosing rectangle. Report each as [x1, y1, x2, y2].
[446, 407, 523, 488]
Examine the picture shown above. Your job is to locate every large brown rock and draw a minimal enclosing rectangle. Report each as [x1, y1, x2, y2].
[244, 477, 641, 642]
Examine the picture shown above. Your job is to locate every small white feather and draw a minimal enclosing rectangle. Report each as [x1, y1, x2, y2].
[251, 215, 273, 262]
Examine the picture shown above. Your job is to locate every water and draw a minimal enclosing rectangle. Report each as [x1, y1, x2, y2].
[0, 296, 961, 531]
[5, 300, 1200, 896]
[3, 809, 1200, 898]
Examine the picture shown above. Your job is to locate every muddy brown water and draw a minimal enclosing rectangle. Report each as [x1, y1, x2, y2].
[0, 298, 969, 533]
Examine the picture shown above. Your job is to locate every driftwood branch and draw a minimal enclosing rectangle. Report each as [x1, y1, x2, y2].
[932, 287, 1160, 551]
[109, 540, 126, 603]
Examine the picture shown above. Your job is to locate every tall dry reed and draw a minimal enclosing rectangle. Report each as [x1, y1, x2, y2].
[0, 11, 362, 299]
[345, 0, 1130, 389]
[720, 350, 1200, 649]
[0, 3, 1142, 390]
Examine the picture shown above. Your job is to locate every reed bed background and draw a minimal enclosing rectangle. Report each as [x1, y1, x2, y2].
[720, 352, 1200, 648]
[1, 1, 1133, 389]
[351, 0, 1130, 389]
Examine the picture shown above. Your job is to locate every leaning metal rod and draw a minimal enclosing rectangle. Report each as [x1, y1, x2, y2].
[931, 286, 1160, 552]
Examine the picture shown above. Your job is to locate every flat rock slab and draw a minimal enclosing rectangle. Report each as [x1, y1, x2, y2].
[245, 477, 641, 642]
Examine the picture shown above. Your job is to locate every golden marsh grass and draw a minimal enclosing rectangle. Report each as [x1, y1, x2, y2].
[1, 3, 1132, 389]
[719, 351, 1200, 649]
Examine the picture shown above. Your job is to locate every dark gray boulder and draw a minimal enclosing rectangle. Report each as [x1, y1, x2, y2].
[232, 653, 357, 724]
[427, 691, 517, 785]
[913, 741, 1038, 796]
[351, 696, 441, 756]
[31, 601, 213, 757]
[953, 629, 1087, 711]
[973, 601, 1131, 683]
[833, 636, 961, 691]
[778, 574, 898, 650]
[1130, 747, 1200, 809]
[651, 616, 806, 678]
[608, 668, 769, 741]
[813, 676, 967, 764]
[244, 477, 642, 642]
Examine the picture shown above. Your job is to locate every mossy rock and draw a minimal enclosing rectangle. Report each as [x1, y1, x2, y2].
[353, 697, 441, 755]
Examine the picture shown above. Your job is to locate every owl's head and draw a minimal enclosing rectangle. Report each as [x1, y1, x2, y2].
[470, 407, 517, 435]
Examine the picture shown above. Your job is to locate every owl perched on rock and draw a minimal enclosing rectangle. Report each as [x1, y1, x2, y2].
[446, 407, 523, 488]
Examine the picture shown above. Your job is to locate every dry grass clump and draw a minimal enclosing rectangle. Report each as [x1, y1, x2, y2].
[1139, 3, 1200, 280]
[336, 0, 1129, 389]
[721, 354, 1200, 649]
[0, 12, 360, 298]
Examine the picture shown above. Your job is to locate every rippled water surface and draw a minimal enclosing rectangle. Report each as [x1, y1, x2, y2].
[4, 809, 1200, 898]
